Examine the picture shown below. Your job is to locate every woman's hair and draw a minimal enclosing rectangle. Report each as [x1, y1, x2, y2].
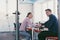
[26, 12, 32, 17]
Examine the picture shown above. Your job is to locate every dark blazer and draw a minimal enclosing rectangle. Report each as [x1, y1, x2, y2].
[43, 14, 58, 34]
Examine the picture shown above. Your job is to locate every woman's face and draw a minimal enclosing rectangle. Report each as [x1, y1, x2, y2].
[28, 14, 33, 19]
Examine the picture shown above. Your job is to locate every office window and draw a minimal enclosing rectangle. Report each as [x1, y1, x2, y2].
[34, 2, 42, 23]
[18, 4, 33, 23]
[47, 0, 58, 18]
[34, 2, 49, 23]
[41, 2, 49, 23]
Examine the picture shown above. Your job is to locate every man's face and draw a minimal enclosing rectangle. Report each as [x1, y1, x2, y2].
[45, 11, 51, 16]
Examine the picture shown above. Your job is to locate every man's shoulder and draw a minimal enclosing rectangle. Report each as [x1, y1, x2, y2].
[51, 14, 56, 18]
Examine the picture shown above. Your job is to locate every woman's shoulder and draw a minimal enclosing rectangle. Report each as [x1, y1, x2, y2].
[23, 17, 29, 22]
[24, 17, 29, 20]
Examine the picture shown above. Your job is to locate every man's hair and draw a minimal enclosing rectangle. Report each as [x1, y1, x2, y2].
[45, 9, 52, 12]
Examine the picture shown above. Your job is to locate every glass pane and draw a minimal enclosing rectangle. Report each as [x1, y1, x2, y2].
[0, 0, 16, 40]
[0, 0, 33, 40]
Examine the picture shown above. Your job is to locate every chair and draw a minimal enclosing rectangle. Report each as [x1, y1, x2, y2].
[46, 36, 58, 40]
[14, 23, 21, 30]
[13, 23, 29, 40]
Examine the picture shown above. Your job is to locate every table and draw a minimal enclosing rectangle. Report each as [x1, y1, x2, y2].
[27, 27, 48, 40]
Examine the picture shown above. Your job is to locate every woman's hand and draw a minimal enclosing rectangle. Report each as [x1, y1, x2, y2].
[35, 24, 42, 28]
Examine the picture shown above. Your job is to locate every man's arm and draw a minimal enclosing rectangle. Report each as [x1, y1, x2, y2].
[43, 16, 55, 28]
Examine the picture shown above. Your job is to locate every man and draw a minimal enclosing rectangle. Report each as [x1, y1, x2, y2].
[38, 9, 58, 40]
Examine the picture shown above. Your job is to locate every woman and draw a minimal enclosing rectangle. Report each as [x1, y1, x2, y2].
[20, 12, 33, 40]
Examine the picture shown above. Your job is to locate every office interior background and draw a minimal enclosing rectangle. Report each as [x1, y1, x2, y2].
[0, 0, 58, 32]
